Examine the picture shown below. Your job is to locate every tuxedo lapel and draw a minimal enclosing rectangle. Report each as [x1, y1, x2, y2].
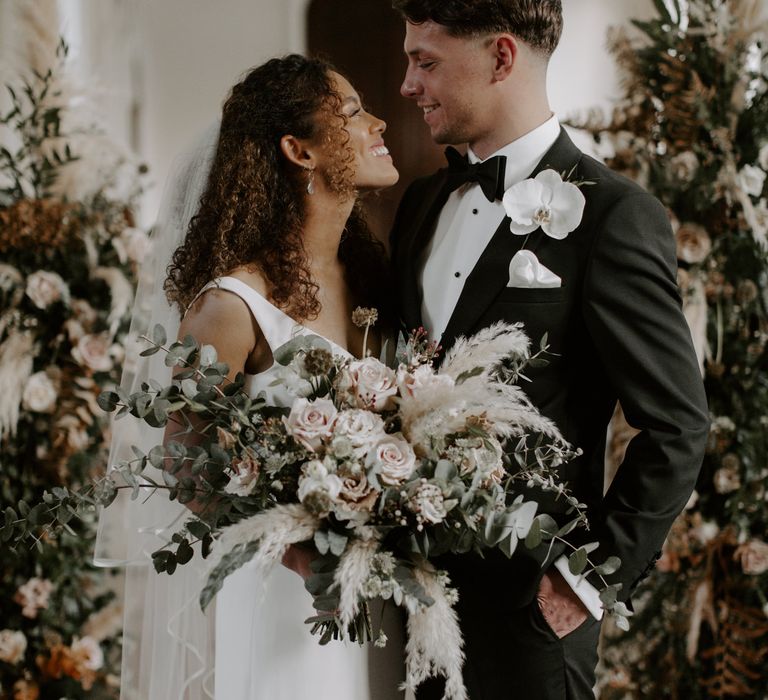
[398, 171, 451, 332]
[438, 129, 583, 352]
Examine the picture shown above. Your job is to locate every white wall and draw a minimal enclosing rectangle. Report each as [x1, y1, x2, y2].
[6, 0, 656, 221]
[554, 0, 654, 151]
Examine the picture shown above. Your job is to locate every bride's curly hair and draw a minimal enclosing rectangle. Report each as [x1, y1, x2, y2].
[165, 54, 392, 322]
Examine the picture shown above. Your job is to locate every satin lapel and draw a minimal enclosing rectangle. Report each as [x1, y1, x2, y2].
[439, 129, 583, 352]
[399, 171, 451, 332]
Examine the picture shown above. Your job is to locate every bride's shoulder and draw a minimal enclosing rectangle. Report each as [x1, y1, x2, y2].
[183, 278, 253, 330]
[226, 266, 269, 297]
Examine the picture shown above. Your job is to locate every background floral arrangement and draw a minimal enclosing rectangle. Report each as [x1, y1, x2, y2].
[0, 41, 145, 699]
[573, 0, 768, 696]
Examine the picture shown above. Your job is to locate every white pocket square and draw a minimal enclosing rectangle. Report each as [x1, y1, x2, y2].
[507, 250, 562, 288]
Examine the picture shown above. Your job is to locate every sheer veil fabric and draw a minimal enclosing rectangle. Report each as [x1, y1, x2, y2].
[94, 124, 220, 699]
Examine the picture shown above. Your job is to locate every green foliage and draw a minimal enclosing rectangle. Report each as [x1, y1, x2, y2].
[0, 39, 79, 202]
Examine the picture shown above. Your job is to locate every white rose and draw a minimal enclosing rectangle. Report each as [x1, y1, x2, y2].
[713, 466, 740, 494]
[676, 223, 711, 264]
[669, 151, 699, 182]
[121, 227, 152, 264]
[691, 519, 719, 545]
[72, 333, 114, 373]
[345, 357, 398, 411]
[333, 410, 387, 458]
[0, 630, 27, 665]
[298, 458, 343, 504]
[25, 270, 69, 309]
[224, 452, 260, 497]
[284, 398, 337, 451]
[396, 364, 455, 398]
[738, 164, 766, 197]
[759, 143, 768, 171]
[22, 372, 57, 413]
[71, 636, 104, 671]
[409, 483, 447, 524]
[367, 434, 417, 486]
[736, 539, 768, 576]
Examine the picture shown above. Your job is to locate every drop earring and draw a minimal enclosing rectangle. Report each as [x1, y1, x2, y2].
[306, 168, 315, 195]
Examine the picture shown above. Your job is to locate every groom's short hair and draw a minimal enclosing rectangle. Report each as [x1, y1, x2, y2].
[392, 0, 563, 57]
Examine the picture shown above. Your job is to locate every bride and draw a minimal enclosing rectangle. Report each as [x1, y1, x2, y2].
[97, 54, 401, 699]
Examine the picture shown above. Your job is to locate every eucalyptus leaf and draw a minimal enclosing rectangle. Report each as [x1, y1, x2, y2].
[524, 517, 542, 549]
[594, 556, 621, 577]
[152, 324, 167, 346]
[200, 539, 261, 610]
[273, 335, 331, 366]
[568, 547, 589, 576]
[200, 344, 218, 367]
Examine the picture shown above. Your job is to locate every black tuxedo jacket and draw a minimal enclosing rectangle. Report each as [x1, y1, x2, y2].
[390, 129, 709, 603]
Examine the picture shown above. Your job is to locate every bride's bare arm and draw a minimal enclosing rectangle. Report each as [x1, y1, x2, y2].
[161, 290, 261, 515]
[161, 289, 314, 577]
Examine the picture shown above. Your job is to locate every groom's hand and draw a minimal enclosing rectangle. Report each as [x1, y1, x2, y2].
[536, 568, 589, 638]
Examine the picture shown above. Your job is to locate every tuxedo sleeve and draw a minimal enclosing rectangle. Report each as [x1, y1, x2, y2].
[581, 191, 709, 601]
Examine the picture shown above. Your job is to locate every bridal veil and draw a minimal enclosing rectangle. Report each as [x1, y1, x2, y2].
[94, 123, 220, 700]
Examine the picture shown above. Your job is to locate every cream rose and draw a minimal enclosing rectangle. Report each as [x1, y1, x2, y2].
[25, 270, 68, 309]
[121, 227, 152, 263]
[345, 357, 398, 411]
[14, 578, 53, 619]
[738, 164, 767, 197]
[396, 364, 455, 399]
[713, 454, 741, 494]
[676, 222, 711, 264]
[284, 398, 337, 451]
[409, 483, 447, 524]
[72, 333, 114, 373]
[367, 434, 417, 486]
[224, 451, 260, 497]
[736, 539, 768, 576]
[333, 409, 387, 458]
[70, 636, 104, 671]
[0, 630, 27, 664]
[669, 151, 699, 183]
[337, 463, 378, 512]
[22, 372, 57, 413]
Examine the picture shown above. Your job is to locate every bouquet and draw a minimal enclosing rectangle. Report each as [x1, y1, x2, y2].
[21, 315, 628, 699]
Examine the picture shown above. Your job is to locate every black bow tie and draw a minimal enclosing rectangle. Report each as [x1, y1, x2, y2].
[444, 146, 507, 203]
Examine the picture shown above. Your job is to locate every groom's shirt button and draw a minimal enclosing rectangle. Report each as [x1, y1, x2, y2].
[454, 271, 461, 278]
[472, 208, 478, 214]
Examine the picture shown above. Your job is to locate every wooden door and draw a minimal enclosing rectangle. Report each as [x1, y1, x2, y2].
[307, 0, 445, 242]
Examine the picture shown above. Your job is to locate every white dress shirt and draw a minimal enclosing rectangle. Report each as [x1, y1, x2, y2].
[420, 114, 561, 342]
[419, 115, 605, 621]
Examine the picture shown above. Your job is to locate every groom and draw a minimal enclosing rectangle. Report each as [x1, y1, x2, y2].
[388, 1, 709, 698]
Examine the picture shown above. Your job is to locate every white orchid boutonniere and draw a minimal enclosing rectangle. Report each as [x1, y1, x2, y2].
[502, 169, 587, 239]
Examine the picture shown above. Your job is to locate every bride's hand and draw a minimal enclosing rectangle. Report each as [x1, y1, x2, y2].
[281, 543, 316, 580]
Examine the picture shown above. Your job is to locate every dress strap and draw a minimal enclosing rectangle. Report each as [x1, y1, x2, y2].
[189, 276, 304, 353]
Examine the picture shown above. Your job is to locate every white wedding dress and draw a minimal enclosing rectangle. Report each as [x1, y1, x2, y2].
[197, 276, 373, 700]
